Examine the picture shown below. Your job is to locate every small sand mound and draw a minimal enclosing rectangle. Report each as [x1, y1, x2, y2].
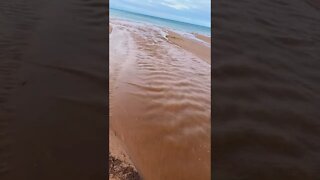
[109, 154, 141, 180]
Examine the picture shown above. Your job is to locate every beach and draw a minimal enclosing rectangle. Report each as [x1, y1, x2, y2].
[109, 18, 211, 180]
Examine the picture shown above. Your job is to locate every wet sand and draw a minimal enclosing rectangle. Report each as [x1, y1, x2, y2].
[109, 18, 211, 180]
[167, 31, 211, 64]
[109, 22, 140, 180]
[194, 33, 211, 44]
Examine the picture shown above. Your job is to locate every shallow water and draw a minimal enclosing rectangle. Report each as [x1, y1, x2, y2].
[213, 0, 320, 179]
[110, 20, 211, 180]
[0, 0, 107, 179]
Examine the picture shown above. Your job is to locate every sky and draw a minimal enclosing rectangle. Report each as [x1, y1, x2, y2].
[110, 0, 211, 27]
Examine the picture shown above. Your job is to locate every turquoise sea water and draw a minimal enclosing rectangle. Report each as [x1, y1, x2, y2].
[110, 8, 211, 36]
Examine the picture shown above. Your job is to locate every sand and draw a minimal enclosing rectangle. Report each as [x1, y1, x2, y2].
[109, 131, 140, 180]
[108, 24, 140, 180]
[167, 31, 211, 64]
[109, 18, 211, 180]
[194, 33, 211, 44]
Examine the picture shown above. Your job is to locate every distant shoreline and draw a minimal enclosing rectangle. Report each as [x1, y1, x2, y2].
[110, 7, 211, 29]
[109, 16, 211, 40]
[110, 9, 211, 36]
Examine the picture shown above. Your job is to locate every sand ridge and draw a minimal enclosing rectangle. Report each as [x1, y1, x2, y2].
[167, 31, 211, 64]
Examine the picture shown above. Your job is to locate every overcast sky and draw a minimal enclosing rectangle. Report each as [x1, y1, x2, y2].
[110, 0, 211, 27]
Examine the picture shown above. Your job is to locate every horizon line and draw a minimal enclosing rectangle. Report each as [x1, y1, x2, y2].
[109, 7, 211, 28]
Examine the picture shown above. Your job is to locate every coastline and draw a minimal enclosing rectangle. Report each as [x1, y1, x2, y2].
[109, 17, 211, 63]
[194, 33, 211, 44]
[110, 17, 211, 45]
[166, 31, 211, 64]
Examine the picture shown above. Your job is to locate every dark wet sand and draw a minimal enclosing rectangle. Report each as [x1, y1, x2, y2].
[213, 0, 320, 179]
[0, 0, 108, 179]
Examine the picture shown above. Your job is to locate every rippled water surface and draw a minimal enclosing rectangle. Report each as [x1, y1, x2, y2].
[0, 0, 107, 179]
[213, 0, 320, 179]
[110, 19, 211, 180]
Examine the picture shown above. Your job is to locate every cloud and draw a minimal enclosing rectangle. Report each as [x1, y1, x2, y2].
[161, 0, 193, 10]
[110, 0, 211, 27]
[161, 3, 190, 10]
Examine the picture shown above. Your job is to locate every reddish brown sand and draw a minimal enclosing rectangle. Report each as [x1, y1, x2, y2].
[195, 33, 211, 44]
[109, 23, 140, 180]
[167, 31, 211, 64]
[109, 19, 211, 180]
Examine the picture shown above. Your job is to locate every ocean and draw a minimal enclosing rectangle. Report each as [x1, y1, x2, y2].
[110, 8, 211, 36]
